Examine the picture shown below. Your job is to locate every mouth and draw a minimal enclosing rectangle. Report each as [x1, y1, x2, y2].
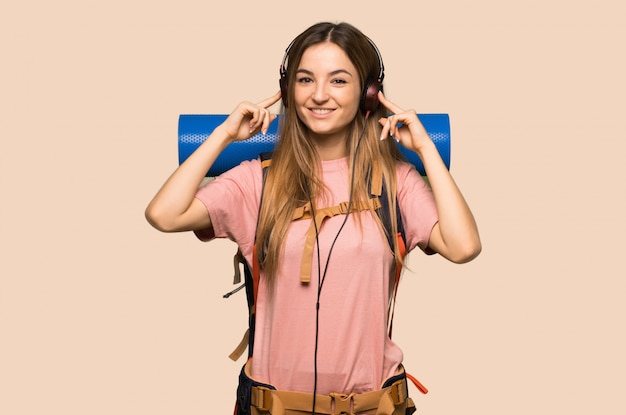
[309, 108, 335, 116]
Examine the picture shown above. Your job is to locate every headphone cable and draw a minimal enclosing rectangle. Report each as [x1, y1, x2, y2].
[309, 113, 369, 414]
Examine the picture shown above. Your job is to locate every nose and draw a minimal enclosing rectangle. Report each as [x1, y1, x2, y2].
[312, 82, 329, 103]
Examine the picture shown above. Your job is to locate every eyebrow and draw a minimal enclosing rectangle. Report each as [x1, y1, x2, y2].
[296, 68, 354, 77]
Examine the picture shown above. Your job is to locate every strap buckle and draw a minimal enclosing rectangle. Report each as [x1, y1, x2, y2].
[330, 392, 354, 414]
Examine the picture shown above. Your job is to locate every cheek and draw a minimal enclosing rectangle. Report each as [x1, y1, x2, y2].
[294, 106, 307, 123]
[345, 89, 362, 116]
[293, 83, 309, 104]
[292, 87, 307, 118]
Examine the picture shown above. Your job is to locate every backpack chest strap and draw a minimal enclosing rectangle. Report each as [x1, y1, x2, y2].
[293, 197, 382, 283]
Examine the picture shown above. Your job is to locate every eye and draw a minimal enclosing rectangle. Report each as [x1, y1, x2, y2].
[296, 76, 313, 84]
[331, 78, 347, 85]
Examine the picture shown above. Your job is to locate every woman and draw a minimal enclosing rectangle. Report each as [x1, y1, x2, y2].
[146, 21, 480, 415]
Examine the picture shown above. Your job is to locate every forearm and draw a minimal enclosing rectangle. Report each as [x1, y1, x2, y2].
[417, 142, 481, 262]
[145, 125, 231, 232]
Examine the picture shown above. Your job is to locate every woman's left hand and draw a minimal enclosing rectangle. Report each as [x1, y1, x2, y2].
[377, 92, 482, 264]
[377, 92, 432, 155]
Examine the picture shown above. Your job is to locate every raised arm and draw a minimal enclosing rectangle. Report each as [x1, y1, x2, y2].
[378, 92, 481, 263]
[145, 92, 281, 234]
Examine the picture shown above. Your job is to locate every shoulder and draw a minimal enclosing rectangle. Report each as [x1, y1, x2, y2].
[196, 157, 264, 204]
[225, 157, 263, 177]
[393, 159, 434, 202]
[215, 158, 264, 187]
[394, 159, 423, 185]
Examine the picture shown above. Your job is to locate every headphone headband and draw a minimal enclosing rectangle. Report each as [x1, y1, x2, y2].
[279, 38, 296, 81]
[365, 36, 385, 83]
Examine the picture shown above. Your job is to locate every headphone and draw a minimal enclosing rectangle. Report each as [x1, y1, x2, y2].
[279, 36, 385, 114]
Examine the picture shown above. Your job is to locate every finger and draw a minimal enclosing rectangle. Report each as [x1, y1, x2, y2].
[379, 116, 399, 141]
[250, 107, 274, 134]
[383, 114, 403, 143]
[385, 114, 397, 135]
[379, 117, 391, 141]
[377, 91, 404, 114]
[253, 91, 281, 134]
[260, 112, 277, 135]
[256, 90, 282, 109]
[256, 108, 272, 134]
[248, 107, 262, 132]
[249, 108, 271, 135]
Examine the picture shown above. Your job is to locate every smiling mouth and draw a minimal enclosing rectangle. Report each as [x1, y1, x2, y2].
[310, 108, 334, 115]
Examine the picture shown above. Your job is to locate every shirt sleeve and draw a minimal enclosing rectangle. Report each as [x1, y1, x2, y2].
[396, 162, 439, 254]
[192, 159, 263, 259]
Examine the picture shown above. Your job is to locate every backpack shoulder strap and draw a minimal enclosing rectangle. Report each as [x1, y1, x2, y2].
[369, 161, 407, 338]
[226, 152, 272, 361]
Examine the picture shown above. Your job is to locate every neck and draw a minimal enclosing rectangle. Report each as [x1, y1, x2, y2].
[312, 134, 348, 161]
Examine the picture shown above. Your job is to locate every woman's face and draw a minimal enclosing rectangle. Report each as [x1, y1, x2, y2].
[293, 42, 361, 151]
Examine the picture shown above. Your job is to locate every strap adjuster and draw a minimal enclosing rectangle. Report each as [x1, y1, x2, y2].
[389, 380, 408, 405]
[251, 386, 273, 412]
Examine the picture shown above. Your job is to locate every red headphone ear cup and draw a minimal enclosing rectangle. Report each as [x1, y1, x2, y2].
[361, 79, 382, 113]
[279, 75, 289, 107]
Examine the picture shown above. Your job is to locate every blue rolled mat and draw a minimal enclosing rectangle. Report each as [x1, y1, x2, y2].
[178, 114, 450, 177]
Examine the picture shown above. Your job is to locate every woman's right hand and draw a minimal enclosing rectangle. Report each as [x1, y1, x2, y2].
[145, 91, 282, 234]
[218, 91, 282, 142]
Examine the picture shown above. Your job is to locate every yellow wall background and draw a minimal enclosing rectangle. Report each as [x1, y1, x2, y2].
[2, 1, 624, 414]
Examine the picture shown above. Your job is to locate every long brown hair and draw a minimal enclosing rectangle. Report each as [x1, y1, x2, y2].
[255, 22, 404, 283]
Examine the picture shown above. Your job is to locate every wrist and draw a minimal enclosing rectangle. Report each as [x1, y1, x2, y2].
[211, 124, 236, 147]
[413, 140, 438, 159]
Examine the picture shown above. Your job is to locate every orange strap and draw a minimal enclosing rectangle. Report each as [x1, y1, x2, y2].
[293, 198, 382, 283]
[406, 372, 429, 394]
[389, 235, 429, 396]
